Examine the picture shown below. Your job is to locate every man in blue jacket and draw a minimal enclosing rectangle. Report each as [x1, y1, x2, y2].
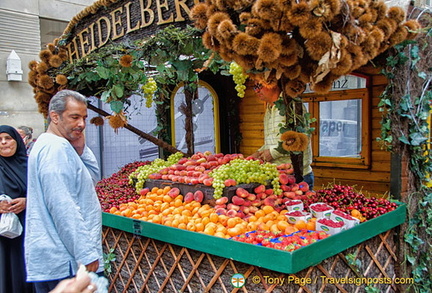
[25, 90, 103, 292]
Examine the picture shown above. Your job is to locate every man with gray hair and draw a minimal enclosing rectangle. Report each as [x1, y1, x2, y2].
[25, 90, 103, 292]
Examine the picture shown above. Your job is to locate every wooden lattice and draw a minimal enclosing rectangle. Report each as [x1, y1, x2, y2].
[103, 227, 400, 293]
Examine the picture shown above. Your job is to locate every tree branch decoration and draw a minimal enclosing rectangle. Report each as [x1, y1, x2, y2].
[190, 0, 421, 97]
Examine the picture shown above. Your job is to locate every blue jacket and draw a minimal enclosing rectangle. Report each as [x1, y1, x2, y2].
[25, 133, 103, 281]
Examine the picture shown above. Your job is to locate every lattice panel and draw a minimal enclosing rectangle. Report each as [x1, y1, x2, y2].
[102, 227, 399, 293]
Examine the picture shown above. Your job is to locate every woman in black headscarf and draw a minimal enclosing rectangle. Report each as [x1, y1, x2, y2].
[0, 125, 33, 293]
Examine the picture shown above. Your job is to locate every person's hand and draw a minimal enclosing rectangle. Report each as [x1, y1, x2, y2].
[0, 200, 11, 214]
[9, 197, 26, 214]
[85, 260, 99, 272]
[49, 276, 97, 293]
[259, 149, 273, 162]
[70, 133, 85, 156]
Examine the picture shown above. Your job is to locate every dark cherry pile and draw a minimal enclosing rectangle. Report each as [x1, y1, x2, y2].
[305, 184, 398, 220]
[96, 161, 149, 212]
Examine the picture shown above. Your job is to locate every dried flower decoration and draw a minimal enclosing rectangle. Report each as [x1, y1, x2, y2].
[55, 74, 68, 85]
[28, 60, 38, 70]
[39, 75, 54, 90]
[90, 116, 104, 126]
[108, 112, 127, 133]
[49, 55, 63, 68]
[119, 55, 133, 67]
[281, 131, 309, 152]
[257, 33, 283, 62]
[233, 33, 260, 55]
[37, 62, 49, 74]
[39, 50, 53, 64]
[190, 3, 209, 30]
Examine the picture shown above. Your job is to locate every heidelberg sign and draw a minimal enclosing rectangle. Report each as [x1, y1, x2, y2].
[64, 0, 200, 61]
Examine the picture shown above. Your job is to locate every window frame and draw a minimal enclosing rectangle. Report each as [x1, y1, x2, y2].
[170, 80, 221, 154]
[302, 84, 371, 169]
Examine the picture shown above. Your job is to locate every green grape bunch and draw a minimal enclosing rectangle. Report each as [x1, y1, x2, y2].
[129, 152, 184, 192]
[229, 62, 248, 98]
[209, 158, 282, 199]
[142, 77, 157, 108]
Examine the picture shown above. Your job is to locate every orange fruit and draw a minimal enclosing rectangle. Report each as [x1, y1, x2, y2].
[262, 205, 274, 214]
[276, 220, 290, 231]
[306, 220, 316, 231]
[295, 220, 307, 230]
[254, 210, 266, 218]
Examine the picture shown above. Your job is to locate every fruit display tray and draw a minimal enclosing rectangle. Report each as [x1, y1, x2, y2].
[145, 179, 260, 204]
[102, 202, 406, 274]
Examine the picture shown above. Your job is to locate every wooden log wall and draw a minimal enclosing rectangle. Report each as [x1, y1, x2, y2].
[238, 67, 398, 197]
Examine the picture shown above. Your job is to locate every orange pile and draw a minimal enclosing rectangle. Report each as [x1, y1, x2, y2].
[109, 186, 304, 239]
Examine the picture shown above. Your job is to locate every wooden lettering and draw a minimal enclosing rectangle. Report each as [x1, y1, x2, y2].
[174, 0, 189, 22]
[67, 38, 80, 62]
[88, 23, 98, 53]
[125, 2, 140, 33]
[140, 0, 155, 28]
[77, 27, 92, 58]
[156, 0, 174, 25]
[110, 7, 125, 40]
[97, 16, 111, 47]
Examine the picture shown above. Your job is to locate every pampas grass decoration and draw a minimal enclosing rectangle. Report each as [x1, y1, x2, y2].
[39, 75, 54, 90]
[190, 3, 209, 30]
[39, 50, 53, 63]
[388, 26, 409, 46]
[37, 62, 49, 74]
[55, 74, 68, 85]
[90, 116, 105, 126]
[284, 79, 306, 97]
[28, 60, 38, 70]
[245, 18, 268, 37]
[119, 55, 133, 67]
[233, 32, 261, 55]
[257, 33, 283, 62]
[252, 0, 281, 21]
[403, 20, 421, 39]
[28, 71, 38, 87]
[311, 73, 337, 94]
[217, 19, 237, 41]
[48, 55, 63, 68]
[234, 55, 256, 71]
[288, 2, 311, 26]
[202, 31, 220, 51]
[282, 64, 302, 80]
[387, 6, 405, 24]
[47, 43, 56, 53]
[305, 32, 332, 61]
[299, 18, 323, 39]
[331, 49, 353, 76]
[281, 131, 309, 152]
[208, 12, 230, 36]
[58, 48, 69, 61]
[279, 53, 298, 67]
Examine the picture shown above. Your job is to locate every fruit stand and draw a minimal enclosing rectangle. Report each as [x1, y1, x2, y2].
[97, 156, 408, 292]
[26, 0, 432, 291]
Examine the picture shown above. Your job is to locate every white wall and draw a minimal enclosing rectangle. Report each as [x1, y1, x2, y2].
[0, 0, 96, 138]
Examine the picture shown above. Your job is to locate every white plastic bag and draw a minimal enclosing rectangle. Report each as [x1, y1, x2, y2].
[0, 194, 23, 239]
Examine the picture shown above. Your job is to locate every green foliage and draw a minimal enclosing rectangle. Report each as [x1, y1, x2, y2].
[103, 248, 116, 276]
[378, 19, 432, 292]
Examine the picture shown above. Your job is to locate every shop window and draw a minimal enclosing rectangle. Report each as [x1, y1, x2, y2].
[171, 81, 220, 154]
[302, 75, 370, 169]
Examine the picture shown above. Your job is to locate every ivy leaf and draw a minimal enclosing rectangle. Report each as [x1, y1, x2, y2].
[409, 132, 428, 146]
[112, 85, 124, 98]
[96, 66, 110, 79]
[110, 101, 124, 114]
[399, 135, 410, 145]
[101, 90, 111, 102]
